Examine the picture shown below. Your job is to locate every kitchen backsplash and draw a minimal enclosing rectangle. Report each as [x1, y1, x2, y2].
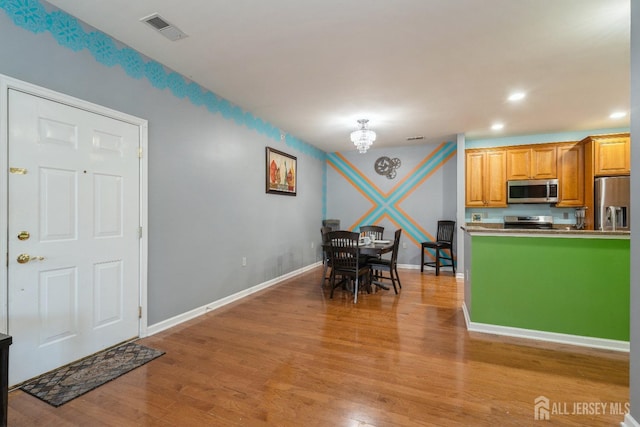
[465, 205, 580, 226]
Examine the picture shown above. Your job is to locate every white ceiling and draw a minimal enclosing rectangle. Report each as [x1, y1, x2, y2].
[45, 0, 630, 153]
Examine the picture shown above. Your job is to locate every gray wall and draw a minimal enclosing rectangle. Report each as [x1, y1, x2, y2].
[326, 143, 457, 266]
[630, 0, 639, 422]
[0, 4, 324, 325]
[1, 6, 636, 418]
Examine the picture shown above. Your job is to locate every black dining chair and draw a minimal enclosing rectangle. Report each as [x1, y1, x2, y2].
[320, 226, 332, 287]
[421, 220, 456, 276]
[326, 230, 370, 303]
[368, 228, 402, 293]
[322, 219, 341, 231]
[359, 225, 384, 241]
[360, 225, 385, 263]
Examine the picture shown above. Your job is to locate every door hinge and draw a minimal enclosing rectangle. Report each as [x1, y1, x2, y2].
[138, 226, 143, 239]
[138, 147, 143, 158]
[139, 306, 142, 319]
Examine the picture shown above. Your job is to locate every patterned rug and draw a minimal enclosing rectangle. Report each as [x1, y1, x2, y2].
[20, 342, 164, 407]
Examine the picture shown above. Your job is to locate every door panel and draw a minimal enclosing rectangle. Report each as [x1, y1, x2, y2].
[40, 168, 78, 240]
[94, 260, 124, 328]
[39, 267, 78, 345]
[7, 89, 140, 385]
[94, 174, 123, 237]
[39, 117, 78, 149]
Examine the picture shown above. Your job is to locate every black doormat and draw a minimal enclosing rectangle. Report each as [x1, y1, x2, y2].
[20, 342, 164, 407]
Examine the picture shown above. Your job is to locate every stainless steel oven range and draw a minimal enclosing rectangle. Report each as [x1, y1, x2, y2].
[503, 215, 553, 230]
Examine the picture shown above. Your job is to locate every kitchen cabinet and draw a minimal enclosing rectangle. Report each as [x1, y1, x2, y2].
[582, 133, 630, 230]
[556, 142, 584, 207]
[465, 149, 506, 207]
[506, 144, 557, 180]
[591, 134, 630, 176]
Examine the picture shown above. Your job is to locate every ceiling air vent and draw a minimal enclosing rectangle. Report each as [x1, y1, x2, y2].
[141, 13, 188, 42]
[406, 136, 424, 141]
[146, 16, 170, 30]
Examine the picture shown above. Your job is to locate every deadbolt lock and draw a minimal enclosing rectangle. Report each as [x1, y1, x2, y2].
[17, 231, 30, 241]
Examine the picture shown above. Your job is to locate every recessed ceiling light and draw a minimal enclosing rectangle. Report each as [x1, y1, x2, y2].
[508, 92, 526, 102]
[491, 123, 504, 131]
[609, 111, 627, 119]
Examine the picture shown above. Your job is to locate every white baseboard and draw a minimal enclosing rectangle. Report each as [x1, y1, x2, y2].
[397, 263, 420, 270]
[462, 302, 471, 328]
[146, 262, 458, 336]
[622, 413, 640, 427]
[466, 317, 629, 352]
[400, 263, 463, 279]
[145, 261, 322, 336]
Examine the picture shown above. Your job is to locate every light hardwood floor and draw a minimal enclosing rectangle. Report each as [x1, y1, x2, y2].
[8, 267, 629, 426]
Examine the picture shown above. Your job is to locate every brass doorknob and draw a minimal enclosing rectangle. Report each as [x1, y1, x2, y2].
[17, 254, 45, 264]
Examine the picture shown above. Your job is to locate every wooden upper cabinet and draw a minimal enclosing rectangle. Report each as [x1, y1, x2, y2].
[591, 134, 630, 176]
[465, 151, 486, 206]
[556, 142, 584, 207]
[532, 146, 557, 178]
[485, 151, 507, 206]
[465, 149, 506, 207]
[466, 133, 629, 216]
[506, 145, 557, 180]
[505, 148, 530, 180]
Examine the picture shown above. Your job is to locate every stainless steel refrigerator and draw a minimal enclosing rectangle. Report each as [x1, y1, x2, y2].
[594, 176, 630, 231]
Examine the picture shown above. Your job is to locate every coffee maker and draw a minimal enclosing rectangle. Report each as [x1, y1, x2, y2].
[574, 207, 587, 230]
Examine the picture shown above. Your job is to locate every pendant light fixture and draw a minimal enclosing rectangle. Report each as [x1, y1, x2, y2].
[350, 119, 376, 153]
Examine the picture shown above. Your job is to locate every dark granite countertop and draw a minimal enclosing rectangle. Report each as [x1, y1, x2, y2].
[462, 224, 630, 238]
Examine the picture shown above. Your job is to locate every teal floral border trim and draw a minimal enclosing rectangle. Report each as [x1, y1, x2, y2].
[0, 0, 325, 160]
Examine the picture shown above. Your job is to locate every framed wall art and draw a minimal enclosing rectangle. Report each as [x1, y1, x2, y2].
[266, 147, 297, 196]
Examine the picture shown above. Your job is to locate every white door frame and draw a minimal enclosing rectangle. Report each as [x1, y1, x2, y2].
[0, 74, 149, 337]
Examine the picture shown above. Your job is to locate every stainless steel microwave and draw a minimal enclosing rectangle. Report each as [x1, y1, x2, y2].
[507, 179, 559, 204]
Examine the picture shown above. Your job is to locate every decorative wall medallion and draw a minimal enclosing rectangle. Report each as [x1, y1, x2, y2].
[374, 156, 401, 179]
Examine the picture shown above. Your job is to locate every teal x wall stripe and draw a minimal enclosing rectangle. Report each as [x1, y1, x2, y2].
[327, 142, 456, 246]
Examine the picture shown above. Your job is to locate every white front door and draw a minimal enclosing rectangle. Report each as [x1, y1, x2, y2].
[7, 88, 141, 386]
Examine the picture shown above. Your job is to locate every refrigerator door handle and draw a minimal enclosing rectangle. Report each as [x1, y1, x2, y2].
[607, 206, 617, 231]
